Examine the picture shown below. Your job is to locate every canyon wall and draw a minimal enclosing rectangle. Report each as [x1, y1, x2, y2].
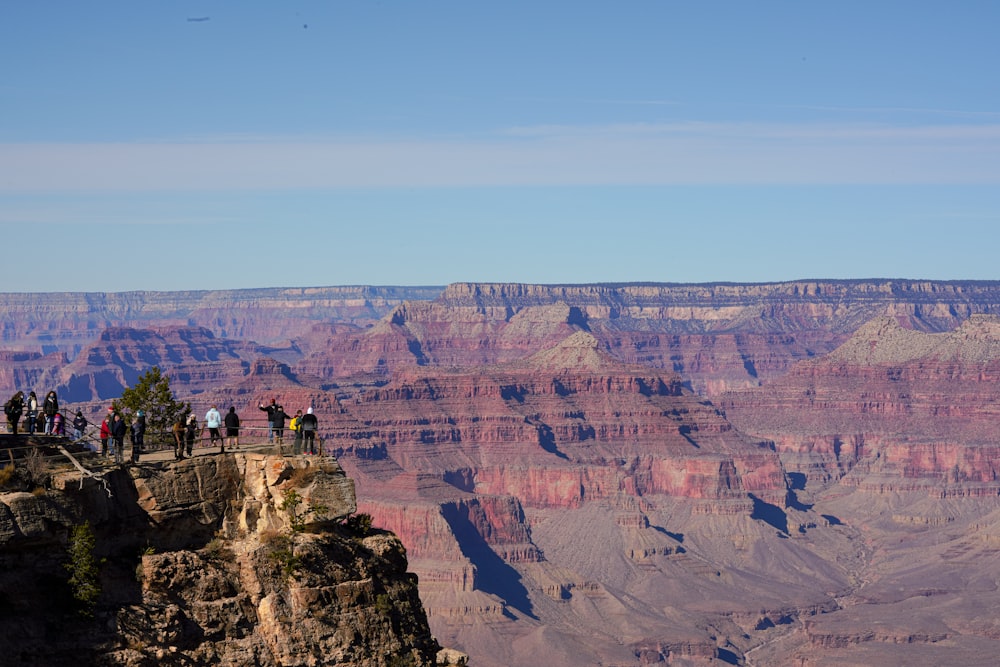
[6, 280, 1000, 665]
[719, 314, 1000, 489]
[0, 285, 442, 356]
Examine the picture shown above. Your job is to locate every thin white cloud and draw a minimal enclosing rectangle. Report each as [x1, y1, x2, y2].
[775, 104, 1000, 120]
[1, 121, 998, 192]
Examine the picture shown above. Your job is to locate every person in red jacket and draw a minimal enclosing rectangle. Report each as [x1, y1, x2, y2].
[99, 414, 111, 457]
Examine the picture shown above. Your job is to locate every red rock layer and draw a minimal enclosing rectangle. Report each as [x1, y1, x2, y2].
[332, 332, 786, 512]
[719, 315, 1000, 490]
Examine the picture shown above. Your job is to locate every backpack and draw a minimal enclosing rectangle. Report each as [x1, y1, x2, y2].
[3, 401, 10, 417]
[289, 416, 300, 432]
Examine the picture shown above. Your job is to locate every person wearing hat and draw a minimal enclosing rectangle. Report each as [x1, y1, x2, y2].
[72, 410, 88, 441]
[300, 407, 319, 455]
[271, 404, 291, 447]
[130, 410, 145, 463]
[100, 413, 111, 457]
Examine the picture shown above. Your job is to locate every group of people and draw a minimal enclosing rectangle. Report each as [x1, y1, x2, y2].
[6, 391, 322, 463]
[98, 409, 144, 465]
[163, 401, 320, 459]
[4, 390, 63, 436]
[259, 399, 320, 455]
[170, 405, 242, 460]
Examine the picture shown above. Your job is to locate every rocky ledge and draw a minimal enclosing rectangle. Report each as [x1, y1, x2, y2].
[0, 453, 459, 666]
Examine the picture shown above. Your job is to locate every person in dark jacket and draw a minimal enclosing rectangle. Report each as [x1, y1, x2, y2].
[130, 411, 146, 463]
[42, 391, 58, 435]
[272, 404, 290, 447]
[72, 410, 88, 441]
[224, 406, 240, 450]
[258, 398, 278, 443]
[5, 391, 24, 436]
[185, 414, 199, 457]
[110, 413, 127, 465]
[25, 391, 38, 434]
[300, 407, 319, 455]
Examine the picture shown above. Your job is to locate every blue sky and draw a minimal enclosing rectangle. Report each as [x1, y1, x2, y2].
[2, 2, 999, 292]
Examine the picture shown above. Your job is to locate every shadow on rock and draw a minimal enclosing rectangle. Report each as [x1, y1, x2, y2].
[440, 502, 537, 620]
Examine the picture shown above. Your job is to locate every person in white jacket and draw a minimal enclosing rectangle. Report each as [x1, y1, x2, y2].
[205, 405, 224, 452]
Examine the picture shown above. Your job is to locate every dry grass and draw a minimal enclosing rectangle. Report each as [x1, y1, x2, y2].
[203, 537, 235, 562]
[0, 465, 14, 488]
[259, 528, 286, 546]
[287, 466, 317, 487]
[23, 447, 47, 486]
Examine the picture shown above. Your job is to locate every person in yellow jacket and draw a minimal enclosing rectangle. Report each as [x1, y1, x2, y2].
[289, 409, 303, 455]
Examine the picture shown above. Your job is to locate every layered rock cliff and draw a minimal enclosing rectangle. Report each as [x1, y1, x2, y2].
[719, 314, 1000, 491]
[9, 280, 1000, 397]
[0, 452, 444, 666]
[8, 281, 1000, 665]
[433, 281, 1000, 395]
[319, 332, 837, 666]
[0, 286, 441, 356]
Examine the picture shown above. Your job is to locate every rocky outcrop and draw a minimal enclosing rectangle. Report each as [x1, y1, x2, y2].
[0, 453, 443, 666]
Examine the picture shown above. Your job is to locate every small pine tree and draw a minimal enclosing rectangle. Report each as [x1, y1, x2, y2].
[118, 366, 190, 443]
[65, 522, 102, 615]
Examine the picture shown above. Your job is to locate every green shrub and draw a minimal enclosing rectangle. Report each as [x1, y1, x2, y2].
[280, 487, 329, 533]
[343, 512, 374, 537]
[266, 532, 301, 578]
[65, 522, 103, 615]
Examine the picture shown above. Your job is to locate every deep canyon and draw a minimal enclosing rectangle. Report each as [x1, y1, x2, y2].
[4, 280, 1000, 666]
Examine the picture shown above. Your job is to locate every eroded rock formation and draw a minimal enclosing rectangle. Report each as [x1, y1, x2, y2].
[719, 314, 1000, 490]
[0, 453, 445, 666]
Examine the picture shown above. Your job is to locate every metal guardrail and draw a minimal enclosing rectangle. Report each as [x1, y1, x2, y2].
[3, 410, 331, 478]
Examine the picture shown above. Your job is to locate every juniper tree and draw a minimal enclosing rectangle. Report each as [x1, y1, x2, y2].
[118, 366, 190, 444]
